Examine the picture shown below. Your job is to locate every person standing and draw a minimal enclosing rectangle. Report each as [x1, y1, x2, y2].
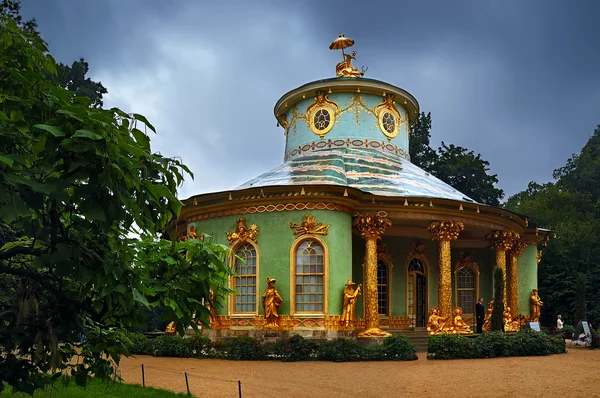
[475, 297, 485, 333]
[556, 315, 564, 331]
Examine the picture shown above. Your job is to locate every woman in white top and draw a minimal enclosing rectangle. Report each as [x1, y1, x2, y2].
[556, 315, 564, 330]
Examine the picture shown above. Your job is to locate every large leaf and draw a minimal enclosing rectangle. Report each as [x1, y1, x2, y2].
[33, 123, 65, 137]
[73, 129, 104, 141]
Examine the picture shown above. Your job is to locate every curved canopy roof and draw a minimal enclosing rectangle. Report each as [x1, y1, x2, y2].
[236, 147, 477, 203]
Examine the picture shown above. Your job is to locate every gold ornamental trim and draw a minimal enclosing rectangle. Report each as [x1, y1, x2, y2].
[428, 220, 464, 241]
[306, 92, 340, 138]
[485, 230, 520, 250]
[226, 218, 259, 245]
[374, 94, 402, 141]
[187, 202, 353, 223]
[508, 239, 528, 258]
[289, 214, 329, 237]
[352, 215, 392, 239]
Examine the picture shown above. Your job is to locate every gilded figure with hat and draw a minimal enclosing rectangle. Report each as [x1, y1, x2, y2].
[341, 279, 361, 327]
[262, 277, 283, 328]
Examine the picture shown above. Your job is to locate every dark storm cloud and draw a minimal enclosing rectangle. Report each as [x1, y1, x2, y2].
[21, 0, 600, 199]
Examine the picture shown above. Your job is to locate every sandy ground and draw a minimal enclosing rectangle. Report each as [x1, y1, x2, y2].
[117, 346, 600, 398]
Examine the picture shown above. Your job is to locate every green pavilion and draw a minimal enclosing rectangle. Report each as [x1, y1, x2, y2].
[169, 35, 552, 339]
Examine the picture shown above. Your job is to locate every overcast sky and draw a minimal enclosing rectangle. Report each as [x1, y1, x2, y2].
[22, 0, 600, 201]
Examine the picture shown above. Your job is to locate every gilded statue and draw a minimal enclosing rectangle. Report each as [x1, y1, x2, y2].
[262, 277, 283, 328]
[341, 280, 361, 327]
[452, 307, 473, 334]
[503, 307, 520, 332]
[336, 51, 365, 78]
[482, 301, 494, 332]
[226, 218, 259, 245]
[188, 225, 199, 240]
[427, 306, 449, 335]
[165, 321, 176, 334]
[329, 34, 367, 78]
[529, 289, 543, 322]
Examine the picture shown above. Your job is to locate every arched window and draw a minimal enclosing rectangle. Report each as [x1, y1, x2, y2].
[232, 243, 257, 314]
[456, 266, 477, 315]
[294, 239, 325, 313]
[377, 260, 388, 316]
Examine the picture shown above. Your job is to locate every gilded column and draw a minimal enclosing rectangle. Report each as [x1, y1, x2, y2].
[428, 220, 464, 320]
[507, 240, 527, 318]
[353, 215, 392, 337]
[485, 230, 519, 304]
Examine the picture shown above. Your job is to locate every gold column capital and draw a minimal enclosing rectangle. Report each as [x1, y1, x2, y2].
[428, 220, 464, 242]
[485, 230, 519, 251]
[353, 215, 392, 239]
[508, 240, 528, 258]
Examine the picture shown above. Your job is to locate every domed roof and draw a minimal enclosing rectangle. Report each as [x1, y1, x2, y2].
[236, 147, 477, 203]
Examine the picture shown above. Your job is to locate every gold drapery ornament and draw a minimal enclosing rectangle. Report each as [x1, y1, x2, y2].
[226, 218, 259, 245]
[486, 230, 519, 304]
[537, 250, 543, 264]
[507, 240, 527, 318]
[428, 220, 464, 322]
[289, 214, 329, 237]
[353, 215, 391, 337]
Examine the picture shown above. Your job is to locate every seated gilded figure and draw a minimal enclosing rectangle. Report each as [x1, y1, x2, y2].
[335, 51, 365, 78]
[452, 307, 473, 334]
[427, 306, 449, 335]
[503, 307, 520, 332]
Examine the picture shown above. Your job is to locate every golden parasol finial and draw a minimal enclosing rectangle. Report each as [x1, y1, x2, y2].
[329, 34, 355, 58]
[329, 34, 366, 78]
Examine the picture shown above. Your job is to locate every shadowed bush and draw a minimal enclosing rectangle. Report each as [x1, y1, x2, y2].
[427, 329, 566, 360]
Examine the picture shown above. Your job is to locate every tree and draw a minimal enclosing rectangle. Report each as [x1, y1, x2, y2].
[0, 16, 233, 394]
[408, 113, 504, 205]
[433, 142, 504, 205]
[56, 59, 108, 108]
[505, 126, 600, 327]
[490, 267, 505, 331]
[0, 0, 37, 33]
[409, 112, 437, 171]
[575, 274, 587, 322]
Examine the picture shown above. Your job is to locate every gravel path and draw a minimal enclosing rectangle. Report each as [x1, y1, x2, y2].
[116, 347, 600, 398]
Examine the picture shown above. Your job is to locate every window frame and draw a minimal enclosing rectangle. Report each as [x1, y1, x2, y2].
[289, 235, 329, 316]
[228, 241, 260, 316]
[376, 258, 392, 317]
[454, 259, 480, 316]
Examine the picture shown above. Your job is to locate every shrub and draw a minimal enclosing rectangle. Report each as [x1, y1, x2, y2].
[275, 335, 319, 362]
[318, 338, 365, 362]
[428, 330, 566, 360]
[381, 335, 418, 361]
[126, 332, 153, 356]
[122, 333, 418, 362]
[561, 325, 575, 339]
[152, 335, 193, 357]
[217, 336, 266, 360]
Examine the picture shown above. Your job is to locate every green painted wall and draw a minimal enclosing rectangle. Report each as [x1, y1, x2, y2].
[518, 244, 538, 314]
[191, 210, 352, 316]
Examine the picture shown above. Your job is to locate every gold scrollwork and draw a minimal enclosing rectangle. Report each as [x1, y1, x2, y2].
[226, 218, 259, 245]
[374, 94, 402, 141]
[289, 214, 329, 237]
[306, 92, 340, 138]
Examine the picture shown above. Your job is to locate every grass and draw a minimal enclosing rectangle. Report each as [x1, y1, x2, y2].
[1, 378, 188, 397]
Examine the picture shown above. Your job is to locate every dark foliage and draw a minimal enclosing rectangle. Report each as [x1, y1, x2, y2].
[575, 274, 587, 322]
[126, 334, 417, 362]
[491, 267, 505, 331]
[427, 329, 566, 360]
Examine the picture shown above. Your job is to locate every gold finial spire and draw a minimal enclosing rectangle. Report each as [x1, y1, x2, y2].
[329, 34, 367, 78]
